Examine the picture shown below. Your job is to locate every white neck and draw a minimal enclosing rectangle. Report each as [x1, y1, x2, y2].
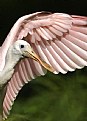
[0, 46, 21, 87]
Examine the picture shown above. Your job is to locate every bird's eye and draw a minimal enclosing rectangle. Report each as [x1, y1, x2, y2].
[20, 45, 24, 48]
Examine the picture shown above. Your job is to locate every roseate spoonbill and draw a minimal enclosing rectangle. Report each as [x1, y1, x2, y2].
[0, 11, 87, 120]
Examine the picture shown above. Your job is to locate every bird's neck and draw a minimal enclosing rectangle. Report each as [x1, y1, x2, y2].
[0, 47, 21, 87]
[0, 47, 22, 120]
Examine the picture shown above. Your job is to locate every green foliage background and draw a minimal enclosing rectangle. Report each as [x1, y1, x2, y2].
[6, 68, 87, 121]
[0, 0, 87, 121]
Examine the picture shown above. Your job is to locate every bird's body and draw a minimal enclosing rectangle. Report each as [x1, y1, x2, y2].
[0, 11, 87, 120]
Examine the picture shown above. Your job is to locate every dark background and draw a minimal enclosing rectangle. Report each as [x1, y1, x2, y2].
[0, 1, 87, 121]
[0, 0, 87, 45]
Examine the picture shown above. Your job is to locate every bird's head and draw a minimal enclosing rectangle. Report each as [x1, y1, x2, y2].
[12, 40, 39, 61]
[11, 39, 55, 73]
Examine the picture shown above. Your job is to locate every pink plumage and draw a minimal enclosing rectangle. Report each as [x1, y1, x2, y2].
[0, 11, 87, 119]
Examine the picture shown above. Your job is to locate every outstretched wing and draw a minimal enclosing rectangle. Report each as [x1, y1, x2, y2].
[1, 11, 87, 119]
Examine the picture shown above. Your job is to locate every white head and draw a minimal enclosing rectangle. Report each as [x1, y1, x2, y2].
[6, 39, 55, 73]
[11, 40, 39, 60]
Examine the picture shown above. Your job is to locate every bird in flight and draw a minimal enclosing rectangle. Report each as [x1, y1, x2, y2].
[0, 11, 87, 120]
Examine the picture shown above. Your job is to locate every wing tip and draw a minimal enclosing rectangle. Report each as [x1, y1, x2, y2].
[53, 71, 58, 74]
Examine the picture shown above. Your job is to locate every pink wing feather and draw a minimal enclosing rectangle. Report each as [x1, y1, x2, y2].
[0, 11, 87, 119]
